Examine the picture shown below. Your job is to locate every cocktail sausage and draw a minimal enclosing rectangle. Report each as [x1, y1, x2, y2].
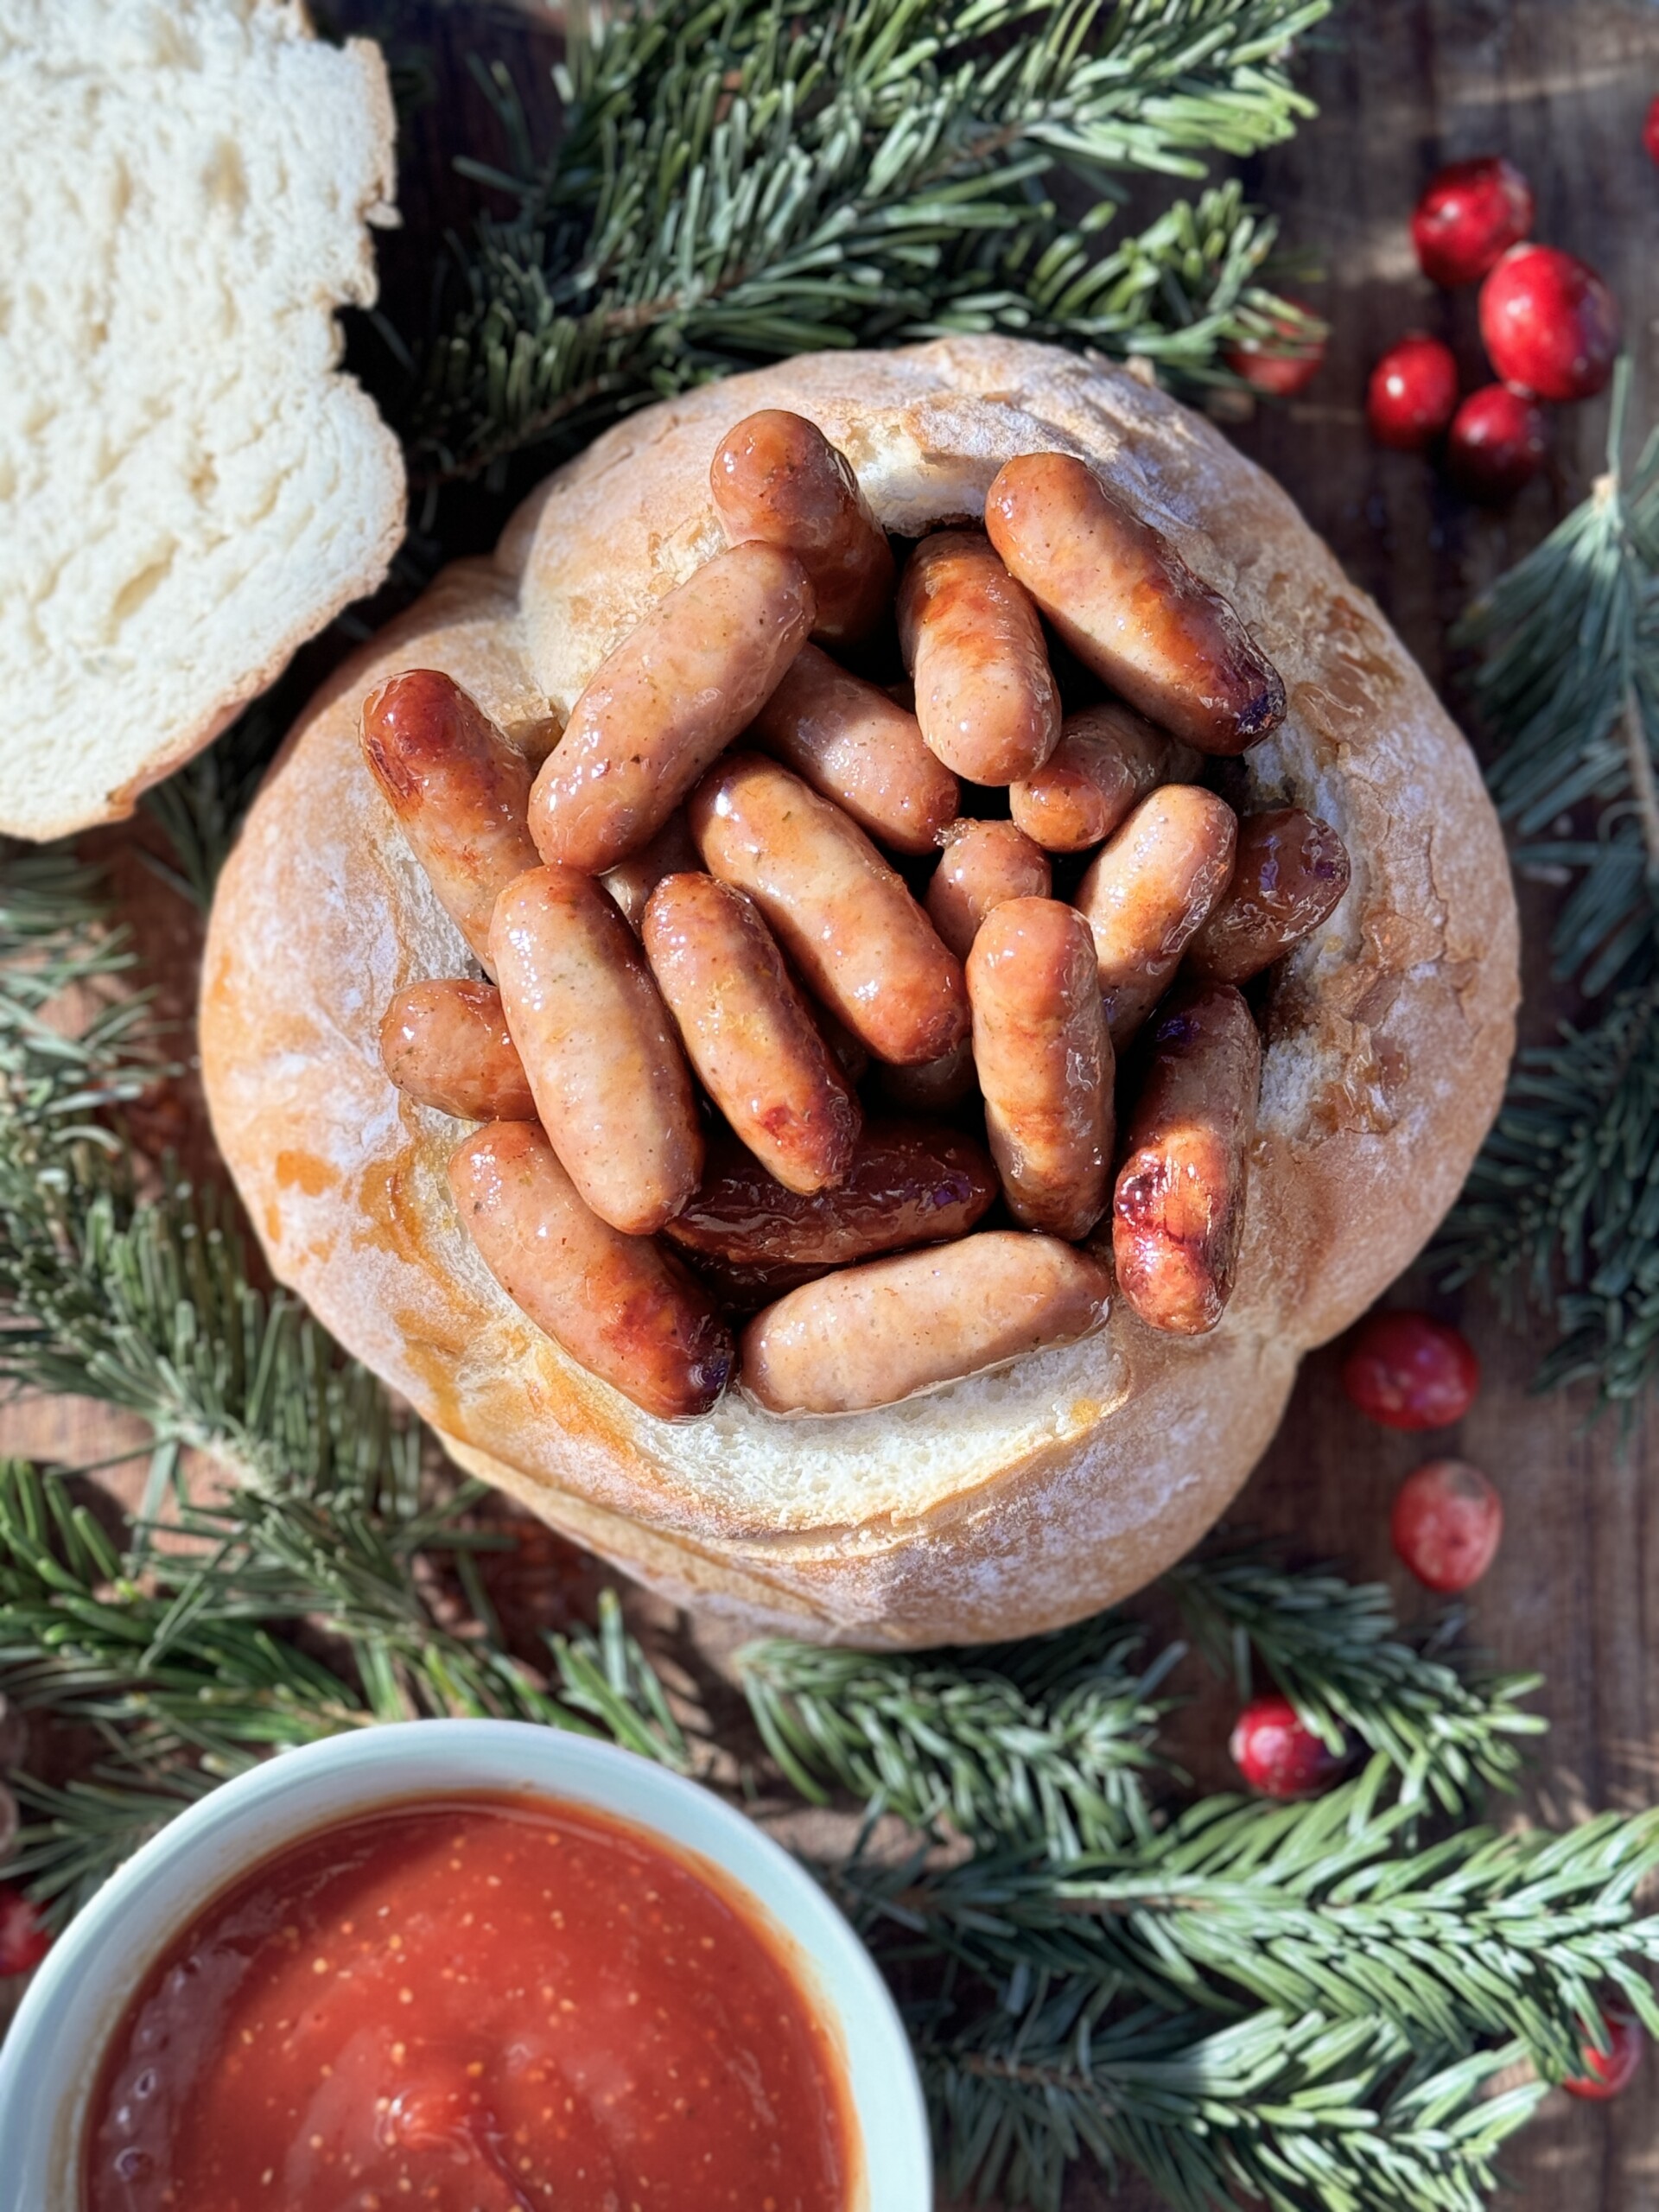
[986, 453, 1286, 754]
[599, 810, 703, 933]
[709, 410, 894, 645]
[898, 531, 1061, 783]
[1074, 785, 1236, 1044]
[1185, 809, 1351, 983]
[1009, 702, 1178, 854]
[379, 980, 535, 1122]
[360, 670, 540, 969]
[925, 818, 1052, 961]
[530, 543, 815, 873]
[749, 644, 958, 855]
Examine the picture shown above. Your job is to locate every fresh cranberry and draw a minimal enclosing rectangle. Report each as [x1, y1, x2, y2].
[1410, 157, 1534, 288]
[1229, 1695, 1344, 1799]
[1446, 385, 1548, 500]
[1478, 245, 1620, 402]
[1223, 302, 1327, 397]
[1366, 334, 1459, 451]
[1391, 1459, 1503, 1592]
[1645, 95, 1659, 168]
[0, 1886, 52, 1975]
[1564, 2003, 1646, 2101]
[1341, 1310, 1480, 1430]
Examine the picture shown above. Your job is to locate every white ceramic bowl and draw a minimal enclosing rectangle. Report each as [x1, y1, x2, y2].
[0, 1720, 931, 2210]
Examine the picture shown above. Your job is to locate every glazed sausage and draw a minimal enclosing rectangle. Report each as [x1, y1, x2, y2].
[1009, 702, 1180, 854]
[689, 753, 969, 1066]
[709, 410, 895, 646]
[490, 867, 702, 1235]
[360, 670, 540, 969]
[1111, 983, 1261, 1338]
[741, 1232, 1113, 1414]
[529, 542, 816, 874]
[642, 874, 861, 1196]
[874, 1035, 977, 1112]
[664, 1122, 997, 1269]
[600, 810, 703, 933]
[967, 899, 1113, 1241]
[379, 980, 535, 1122]
[1185, 809, 1351, 983]
[449, 1122, 733, 1420]
[985, 454, 1286, 754]
[897, 531, 1061, 783]
[925, 818, 1052, 961]
[749, 644, 959, 855]
[1074, 785, 1237, 1045]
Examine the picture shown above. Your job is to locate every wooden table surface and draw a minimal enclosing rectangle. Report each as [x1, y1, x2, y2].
[7, 2, 1659, 2205]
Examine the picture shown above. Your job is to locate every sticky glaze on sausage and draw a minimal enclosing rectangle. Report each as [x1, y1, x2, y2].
[1009, 702, 1179, 854]
[925, 818, 1052, 961]
[749, 644, 958, 855]
[664, 1122, 996, 1270]
[379, 980, 535, 1122]
[643, 874, 861, 1196]
[741, 1232, 1113, 1414]
[689, 753, 968, 1066]
[360, 670, 541, 968]
[986, 454, 1286, 754]
[897, 531, 1062, 784]
[600, 810, 703, 933]
[709, 410, 895, 646]
[529, 543, 815, 874]
[967, 899, 1113, 1241]
[1185, 808, 1351, 983]
[449, 1122, 733, 1419]
[1111, 982, 1261, 1338]
[1074, 785, 1237, 1045]
[490, 867, 702, 1235]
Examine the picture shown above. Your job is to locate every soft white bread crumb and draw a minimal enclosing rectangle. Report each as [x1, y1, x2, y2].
[0, 0, 406, 841]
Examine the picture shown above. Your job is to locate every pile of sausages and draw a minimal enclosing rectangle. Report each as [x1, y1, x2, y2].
[364, 413, 1350, 1421]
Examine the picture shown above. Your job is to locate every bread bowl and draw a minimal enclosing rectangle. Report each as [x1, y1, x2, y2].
[200, 335, 1519, 1649]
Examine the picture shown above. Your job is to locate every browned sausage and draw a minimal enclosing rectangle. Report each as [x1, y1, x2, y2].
[664, 1121, 997, 1269]
[360, 669, 540, 968]
[642, 874, 861, 1196]
[741, 1232, 1113, 1414]
[709, 410, 895, 646]
[1185, 809, 1351, 983]
[1009, 702, 1178, 854]
[749, 643, 959, 855]
[1074, 785, 1237, 1045]
[874, 1035, 977, 1113]
[529, 543, 815, 874]
[489, 866, 702, 1235]
[1112, 982, 1261, 1338]
[599, 810, 702, 933]
[925, 818, 1052, 961]
[379, 980, 535, 1122]
[689, 753, 969, 1065]
[449, 1122, 733, 1419]
[897, 531, 1061, 783]
[967, 899, 1113, 1241]
[985, 454, 1286, 754]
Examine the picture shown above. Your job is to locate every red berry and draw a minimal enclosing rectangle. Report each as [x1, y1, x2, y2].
[1223, 302, 1327, 397]
[1645, 96, 1659, 168]
[1445, 385, 1548, 501]
[1342, 1310, 1480, 1431]
[1366, 334, 1459, 451]
[1478, 245, 1620, 402]
[1229, 1695, 1344, 1800]
[1391, 1459, 1503, 1592]
[1565, 2003, 1645, 2101]
[0, 1886, 52, 1976]
[1410, 157, 1534, 288]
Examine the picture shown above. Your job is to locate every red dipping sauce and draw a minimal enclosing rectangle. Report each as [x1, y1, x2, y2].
[84, 1793, 850, 2212]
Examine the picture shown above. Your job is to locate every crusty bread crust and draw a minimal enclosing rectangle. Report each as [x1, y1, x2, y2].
[200, 339, 1519, 1647]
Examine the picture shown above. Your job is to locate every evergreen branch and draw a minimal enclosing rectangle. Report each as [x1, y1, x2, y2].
[849, 1760, 1659, 2077]
[1164, 1547, 1543, 1810]
[923, 1980, 1544, 2212]
[737, 1618, 1176, 1853]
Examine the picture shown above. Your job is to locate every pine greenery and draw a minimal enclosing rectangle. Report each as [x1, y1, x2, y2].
[401, 0, 1332, 484]
[1441, 364, 1659, 1407]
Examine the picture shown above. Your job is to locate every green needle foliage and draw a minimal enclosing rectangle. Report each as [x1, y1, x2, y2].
[1443, 364, 1659, 1406]
[403, 0, 1332, 483]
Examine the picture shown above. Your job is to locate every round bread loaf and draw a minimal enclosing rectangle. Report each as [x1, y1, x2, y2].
[200, 337, 1519, 1649]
